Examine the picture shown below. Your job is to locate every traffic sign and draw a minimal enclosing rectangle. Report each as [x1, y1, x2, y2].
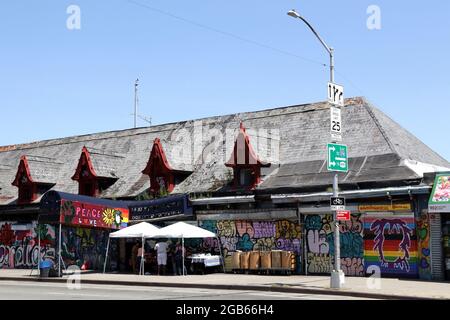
[336, 210, 351, 221]
[330, 197, 346, 211]
[327, 143, 348, 172]
[328, 82, 344, 107]
[330, 106, 342, 142]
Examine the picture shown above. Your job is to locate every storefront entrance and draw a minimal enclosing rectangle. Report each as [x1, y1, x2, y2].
[442, 213, 450, 280]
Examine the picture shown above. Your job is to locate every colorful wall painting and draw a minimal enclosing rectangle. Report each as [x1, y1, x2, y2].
[364, 215, 418, 277]
[0, 221, 55, 269]
[194, 220, 302, 273]
[60, 226, 115, 271]
[416, 211, 432, 280]
[304, 214, 365, 276]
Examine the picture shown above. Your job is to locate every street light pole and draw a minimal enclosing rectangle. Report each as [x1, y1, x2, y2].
[287, 9, 343, 288]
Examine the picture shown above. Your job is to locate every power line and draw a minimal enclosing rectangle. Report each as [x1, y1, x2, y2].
[125, 0, 368, 98]
[334, 69, 368, 98]
[125, 0, 327, 67]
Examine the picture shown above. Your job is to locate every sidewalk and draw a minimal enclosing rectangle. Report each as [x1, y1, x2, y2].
[0, 269, 449, 300]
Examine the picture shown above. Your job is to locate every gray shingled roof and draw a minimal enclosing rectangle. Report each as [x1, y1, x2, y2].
[0, 97, 448, 204]
[24, 155, 63, 184]
[0, 165, 15, 203]
[83, 146, 124, 179]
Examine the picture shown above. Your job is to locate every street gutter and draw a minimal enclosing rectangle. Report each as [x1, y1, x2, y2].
[0, 276, 441, 300]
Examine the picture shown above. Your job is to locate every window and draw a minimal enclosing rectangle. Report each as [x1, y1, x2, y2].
[80, 181, 95, 197]
[18, 185, 34, 204]
[239, 168, 254, 186]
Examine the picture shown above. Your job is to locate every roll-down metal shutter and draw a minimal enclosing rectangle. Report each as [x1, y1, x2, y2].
[430, 214, 443, 280]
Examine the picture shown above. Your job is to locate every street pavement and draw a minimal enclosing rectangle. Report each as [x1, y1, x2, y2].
[0, 281, 370, 300]
[0, 269, 449, 300]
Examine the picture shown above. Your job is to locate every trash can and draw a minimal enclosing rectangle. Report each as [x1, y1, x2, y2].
[240, 252, 251, 270]
[249, 251, 260, 270]
[281, 251, 294, 270]
[232, 251, 241, 270]
[271, 250, 282, 269]
[260, 251, 271, 270]
[39, 260, 53, 278]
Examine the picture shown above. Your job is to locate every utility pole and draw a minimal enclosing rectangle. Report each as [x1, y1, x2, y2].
[288, 9, 345, 289]
[329, 48, 343, 289]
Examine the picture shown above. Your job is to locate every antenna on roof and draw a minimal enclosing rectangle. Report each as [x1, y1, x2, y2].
[134, 78, 139, 128]
[133, 78, 152, 128]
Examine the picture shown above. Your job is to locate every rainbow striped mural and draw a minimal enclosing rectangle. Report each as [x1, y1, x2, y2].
[364, 215, 418, 277]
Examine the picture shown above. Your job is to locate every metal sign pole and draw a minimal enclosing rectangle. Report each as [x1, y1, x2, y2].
[329, 49, 344, 289]
[216, 237, 225, 273]
[286, 9, 344, 288]
[140, 236, 144, 276]
[182, 237, 185, 276]
[103, 236, 110, 274]
[38, 230, 41, 272]
[332, 174, 342, 279]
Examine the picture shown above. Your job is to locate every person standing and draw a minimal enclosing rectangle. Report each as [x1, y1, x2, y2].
[131, 241, 139, 274]
[137, 242, 143, 274]
[155, 239, 168, 275]
[168, 243, 177, 275]
[175, 241, 185, 275]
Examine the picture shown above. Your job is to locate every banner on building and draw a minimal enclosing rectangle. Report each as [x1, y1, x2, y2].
[358, 203, 411, 212]
[60, 200, 129, 229]
[429, 174, 450, 213]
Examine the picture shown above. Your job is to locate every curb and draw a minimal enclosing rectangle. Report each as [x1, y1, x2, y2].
[0, 276, 438, 300]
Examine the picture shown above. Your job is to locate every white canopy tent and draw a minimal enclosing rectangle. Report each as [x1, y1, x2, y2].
[148, 222, 224, 275]
[103, 222, 160, 275]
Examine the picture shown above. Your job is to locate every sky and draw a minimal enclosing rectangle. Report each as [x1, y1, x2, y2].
[1, 0, 449, 161]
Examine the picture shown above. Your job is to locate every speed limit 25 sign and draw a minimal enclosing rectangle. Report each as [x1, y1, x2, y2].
[330, 106, 342, 142]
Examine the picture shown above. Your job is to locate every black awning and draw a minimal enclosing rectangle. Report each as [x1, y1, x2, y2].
[128, 194, 193, 222]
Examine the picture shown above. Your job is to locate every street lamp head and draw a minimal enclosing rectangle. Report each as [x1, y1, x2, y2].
[287, 9, 301, 19]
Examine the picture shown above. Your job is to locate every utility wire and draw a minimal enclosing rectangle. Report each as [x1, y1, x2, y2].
[126, 0, 327, 67]
[125, 0, 367, 98]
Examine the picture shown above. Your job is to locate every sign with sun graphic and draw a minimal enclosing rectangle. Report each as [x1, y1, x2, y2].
[60, 200, 129, 229]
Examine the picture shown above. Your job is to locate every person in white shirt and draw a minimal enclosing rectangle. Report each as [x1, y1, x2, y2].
[155, 239, 168, 275]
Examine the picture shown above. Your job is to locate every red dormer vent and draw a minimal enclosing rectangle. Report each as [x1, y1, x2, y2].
[226, 123, 270, 189]
[142, 138, 176, 195]
[12, 156, 36, 204]
[71, 146, 99, 197]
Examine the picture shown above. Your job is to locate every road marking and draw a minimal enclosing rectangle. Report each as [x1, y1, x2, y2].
[46, 292, 109, 297]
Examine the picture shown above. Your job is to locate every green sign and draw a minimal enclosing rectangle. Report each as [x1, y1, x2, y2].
[327, 143, 348, 172]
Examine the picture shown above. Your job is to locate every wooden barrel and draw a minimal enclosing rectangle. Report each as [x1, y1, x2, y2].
[271, 250, 282, 269]
[232, 251, 241, 269]
[249, 251, 261, 270]
[281, 251, 295, 270]
[240, 252, 251, 270]
[260, 251, 271, 269]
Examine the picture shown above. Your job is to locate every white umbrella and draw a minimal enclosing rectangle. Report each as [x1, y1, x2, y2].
[148, 222, 222, 275]
[109, 222, 159, 238]
[103, 222, 160, 275]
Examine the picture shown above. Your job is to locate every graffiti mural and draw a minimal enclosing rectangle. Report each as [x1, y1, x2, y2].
[61, 226, 113, 270]
[196, 220, 302, 273]
[364, 215, 418, 277]
[305, 214, 364, 276]
[417, 211, 432, 280]
[0, 221, 55, 269]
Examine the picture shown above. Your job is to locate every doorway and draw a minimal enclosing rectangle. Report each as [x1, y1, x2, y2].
[442, 214, 450, 280]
